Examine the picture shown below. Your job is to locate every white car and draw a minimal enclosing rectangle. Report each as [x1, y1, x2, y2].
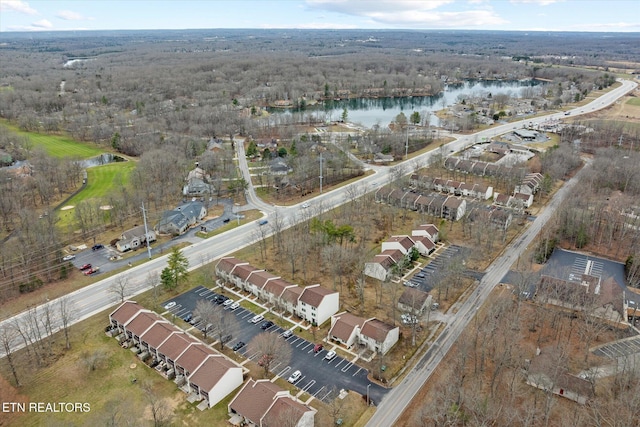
[62, 254, 76, 261]
[223, 298, 234, 307]
[288, 370, 302, 383]
[324, 351, 336, 361]
[229, 302, 240, 310]
[250, 315, 264, 324]
[164, 302, 176, 310]
[301, 203, 309, 209]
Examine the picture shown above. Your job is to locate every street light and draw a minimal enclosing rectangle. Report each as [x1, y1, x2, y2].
[367, 383, 371, 406]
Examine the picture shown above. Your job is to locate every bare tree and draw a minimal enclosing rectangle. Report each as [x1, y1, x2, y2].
[207, 306, 240, 350]
[0, 323, 21, 386]
[146, 271, 160, 306]
[109, 274, 131, 303]
[248, 332, 292, 377]
[58, 296, 76, 350]
[193, 299, 217, 339]
[142, 381, 172, 427]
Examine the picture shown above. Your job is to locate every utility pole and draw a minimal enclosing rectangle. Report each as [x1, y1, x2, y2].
[141, 202, 152, 260]
[405, 126, 409, 160]
[319, 152, 323, 194]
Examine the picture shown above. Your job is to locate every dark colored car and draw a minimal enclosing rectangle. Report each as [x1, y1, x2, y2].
[182, 313, 193, 323]
[232, 341, 245, 351]
[216, 295, 229, 304]
[92, 244, 104, 251]
[223, 218, 231, 223]
[79, 263, 92, 271]
[260, 321, 274, 330]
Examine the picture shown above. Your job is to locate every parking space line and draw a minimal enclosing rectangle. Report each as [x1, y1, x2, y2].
[334, 359, 344, 368]
[277, 366, 292, 378]
[341, 362, 353, 372]
[289, 337, 300, 345]
[352, 367, 363, 377]
[313, 385, 326, 398]
[301, 379, 315, 393]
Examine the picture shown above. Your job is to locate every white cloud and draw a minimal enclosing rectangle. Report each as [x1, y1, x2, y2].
[510, 0, 562, 5]
[31, 19, 52, 29]
[305, 0, 506, 28]
[0, 0, 37, 14]
[306, 0, 454, 15]
[56, 10, 89, 21]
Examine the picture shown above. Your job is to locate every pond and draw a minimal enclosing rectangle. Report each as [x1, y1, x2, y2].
[270, 79, 542, 129]
[77, 153, 126, 168]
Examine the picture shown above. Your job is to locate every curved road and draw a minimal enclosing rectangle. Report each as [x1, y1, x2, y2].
[0, 77, 636, 390]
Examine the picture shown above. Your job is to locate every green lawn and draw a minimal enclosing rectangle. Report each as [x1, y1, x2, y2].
[0, 121, 103, 159]
[626, 97, 640, 106]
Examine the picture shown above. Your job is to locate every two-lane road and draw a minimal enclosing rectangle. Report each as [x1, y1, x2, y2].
[1, 79, 635, 368]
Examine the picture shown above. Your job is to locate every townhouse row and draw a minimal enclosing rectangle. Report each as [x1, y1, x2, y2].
[215, 257, 339, 327]
[109, 301, 316, 426]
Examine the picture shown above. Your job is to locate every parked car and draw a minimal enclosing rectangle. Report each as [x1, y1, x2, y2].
[281, 329, 293, 339]
[232, 341, 245, 351]
[258, 219, 268, 226]
[223, 298, 234, 307]
[287, 370, 302, 383]
[164, 301, 176, 310]
[62, 254, 76, 261]
[182, 313, 192, 323]
[223, 218, 231, 223]
[84, 267, 100, 276]
[79, 263, 92, 271]
[250, 315, 264, 324]
[92, 244, 104, 251]
[189, 316, 201, 326]
[324, 350, 336, 361]
[313, 343, 323, 353]
[215, 295, 229, 305]
[229, 302, 240, 310]
[260, 320, 274, 330]
[301, 203, 309, 209]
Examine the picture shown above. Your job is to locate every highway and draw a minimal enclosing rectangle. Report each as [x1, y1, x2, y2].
[0, 76, 636, 384]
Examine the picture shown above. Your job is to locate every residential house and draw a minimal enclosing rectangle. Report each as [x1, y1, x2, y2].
[188, 356, 243, 408]
[156, 201, 207, 236]
[263, 278, 297, 308]
[444, 157, 460, 170]
[381, 235, 416, 256]
[232, 264, 263, 291]
[364, 249, 405, 281]
[183, 166, 214, 197]
[471, 161, 489, 176]
[246, 270, 280, 299]
[412, 224, 439, 243]
[270, 158, 292, 175]
[442, 197, 467, 221]
[215, 257, 251, 283]
[512, 192, 534, 209]
[228, 379, 316, 427]
[526, 348, 593, 405]
[373, 152, 394, 163]
[493, 193, 511, 207]
[487, 141, 511, 155]
[297, 284, 339, 326]
[116, 225, 156, 252]
[327, 312, 366, 349]
[398, 288, 432, 315]
[359, 318, 400, 355]
[411, 235, 436, 256]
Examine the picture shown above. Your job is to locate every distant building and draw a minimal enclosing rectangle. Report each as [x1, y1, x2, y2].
[156, 201, 207, 235]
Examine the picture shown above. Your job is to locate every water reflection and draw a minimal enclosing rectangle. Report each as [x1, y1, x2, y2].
[270, 79, 541, 128]
[77, 153, 126, 168]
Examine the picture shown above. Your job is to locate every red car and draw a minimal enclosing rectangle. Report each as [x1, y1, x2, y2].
[313, 343, 323, 353]
[84, 267, 99, 275]
[79, 264, 92, 271]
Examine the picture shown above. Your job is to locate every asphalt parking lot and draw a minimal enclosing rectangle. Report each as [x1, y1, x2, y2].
[163, 286, 388, 404]
[407, 245, 465, 292]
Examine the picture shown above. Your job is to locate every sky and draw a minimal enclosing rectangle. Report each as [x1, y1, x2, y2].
[0, 0, 638, 33]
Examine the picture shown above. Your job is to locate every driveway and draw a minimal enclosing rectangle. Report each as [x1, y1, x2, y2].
[163, 285, 389, 404]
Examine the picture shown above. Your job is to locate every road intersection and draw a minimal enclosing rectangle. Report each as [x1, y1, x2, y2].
[0, 80, 636, 422]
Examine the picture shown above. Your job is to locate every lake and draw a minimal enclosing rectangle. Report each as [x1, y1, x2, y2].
[271, 79, 541, 129]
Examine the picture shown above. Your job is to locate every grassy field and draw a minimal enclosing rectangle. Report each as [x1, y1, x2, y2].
[627, 97, 640, 106]
[0, 120, 104, 159]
